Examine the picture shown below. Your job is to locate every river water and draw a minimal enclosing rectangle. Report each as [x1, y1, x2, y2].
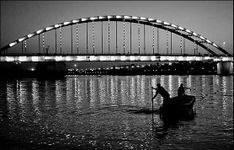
[0, 75, 233, 150]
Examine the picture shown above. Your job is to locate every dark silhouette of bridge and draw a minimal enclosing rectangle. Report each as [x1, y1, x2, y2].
[0, 15, 233, 76]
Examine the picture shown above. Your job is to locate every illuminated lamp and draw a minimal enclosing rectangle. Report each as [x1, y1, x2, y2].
[27, 33, 34, 38]
[206, 40, 212, 44]
[81, 18, 87, 21]
[100, 56, 109, 61]
[72, 20, 79, 23]
[163, 22, 170, 25]
[36, 29, 43, 34]
[76, 56, 87, 61]
[45, 27, 53, 31]
[18, 56, 28, 62]
[177, 56, 185, 61]
[124, 16, 131, 19]
[200, 36, 205, 40]
[140, 56, 149, 61]
[132, 16, 138, 19]
[99, 16, 105, 19]
[63, 21, 71, 25]
[148, 18, 155, 21]
[65, 56, 73, 61]
[90, 17, 97, 20]
[222, 57, 230, 61]
[89, 56, 98, 61]
[120, 56, 128, 61]
[18, 37, 26, 42]
[178, 26, 184, 30]
[116, 15, 122, 19]
[54, 24, 61, 28]
[9, 42, 17, 47]
[186, 56, 195, 61]
[107, 16, 113, 19]
[31, 56, 40, 62]
[55, 56, 64, 61]
[212, 43, 218, 47]
[6, 56, 15, 62]
[156, 20, 162, 23]
[167, 56, 176, 61]
[171, 24, 178, 28]
[185, 29, 191, 33]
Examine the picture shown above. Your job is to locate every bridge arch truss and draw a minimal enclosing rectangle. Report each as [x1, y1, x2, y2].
[0, 15, 231, 56]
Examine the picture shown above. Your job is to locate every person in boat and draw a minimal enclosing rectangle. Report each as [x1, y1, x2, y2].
[152, 83, 170, 106]
[178, 84, 190, 97]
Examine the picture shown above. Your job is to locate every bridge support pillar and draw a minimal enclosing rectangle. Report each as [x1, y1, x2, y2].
[217, 62, 233, 75]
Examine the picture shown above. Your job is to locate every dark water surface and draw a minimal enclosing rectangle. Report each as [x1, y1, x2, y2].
[0, 75, 233, 150]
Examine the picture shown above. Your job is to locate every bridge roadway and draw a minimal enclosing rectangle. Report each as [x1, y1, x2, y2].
[0, 54, 233, 62]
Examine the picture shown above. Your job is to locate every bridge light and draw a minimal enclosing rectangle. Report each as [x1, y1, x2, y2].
[178, 26, 184, 30]
[36, 29, 43, 34]
[124, 16, 131, 19]
[140, 17, 146, 20]
[160, 56, 167, 61]
[192, 32, 198, 36]
[5, 56, 14, 62]
[130, 56, 137, 61]
[156, 20, 162, 23]
[206, 40, 212, 44]
[177, 56, 185, 61]
[150, 56, 157, 61]
[167, 56, 176, 61]
[185, 29, 191, 33]
[18, 56, 28, 62]
[186, 56, 195, 61]
[212, 43, 218, 47]
[116, 15, 122, 19]
[30, 68, 35, 71]
[81, 18, 88, 21]
[163, 22, 170, 25]
[9, 42, 17, 47]
[148, 18, 155, 21]
[54, 24, 61, 28]
[63, 21, 71, 25]
[98, 16, 105, 19]
[27, 33, 34, 38]
[54, 56, 64, 61]
[90, 17, 97, 20]
[18, 37, 26, 42]
[45, 27, 53, 31]
[199, 36, 205, 40]
[132, 16, 139, 19]
[222, 57, 231, 61]
[120, 56, 127, 61]
[107, 15, 113, 19]
[72, 20, 79, 23]
[140, 56, 149, 61]
[171, 24, 178, 28]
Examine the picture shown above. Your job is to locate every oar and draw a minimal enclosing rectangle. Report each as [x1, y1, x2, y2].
[151, 87, 156, 112]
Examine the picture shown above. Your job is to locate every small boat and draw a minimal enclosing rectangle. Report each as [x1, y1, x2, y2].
[159, 95, 196, 118]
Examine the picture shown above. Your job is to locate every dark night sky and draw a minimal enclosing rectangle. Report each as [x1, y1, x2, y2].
[1, 1, 233, 55]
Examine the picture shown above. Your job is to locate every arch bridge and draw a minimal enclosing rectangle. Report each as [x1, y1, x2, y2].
[0, 15, 233, 74]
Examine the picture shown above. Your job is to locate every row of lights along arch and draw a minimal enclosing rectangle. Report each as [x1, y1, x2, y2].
[21, 20, 200, 55]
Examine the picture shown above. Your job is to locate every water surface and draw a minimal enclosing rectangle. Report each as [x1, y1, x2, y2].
[0, 75, 233, 149]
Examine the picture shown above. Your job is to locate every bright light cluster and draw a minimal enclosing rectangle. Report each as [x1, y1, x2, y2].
[0, 55, 233, 62]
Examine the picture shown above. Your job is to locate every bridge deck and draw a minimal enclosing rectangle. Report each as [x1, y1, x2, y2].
[0, 55, 233, 62]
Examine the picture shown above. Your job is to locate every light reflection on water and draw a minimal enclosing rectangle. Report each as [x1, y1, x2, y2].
[0, 75, 233, 149]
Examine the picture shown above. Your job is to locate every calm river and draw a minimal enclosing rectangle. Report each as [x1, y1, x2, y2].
[0, 75, 233, 150]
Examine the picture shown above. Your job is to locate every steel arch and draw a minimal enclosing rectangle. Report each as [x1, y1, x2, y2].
[0, 15, 231, 56]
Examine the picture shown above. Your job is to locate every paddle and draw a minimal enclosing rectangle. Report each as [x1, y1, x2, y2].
[151, 87, 156, 112]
